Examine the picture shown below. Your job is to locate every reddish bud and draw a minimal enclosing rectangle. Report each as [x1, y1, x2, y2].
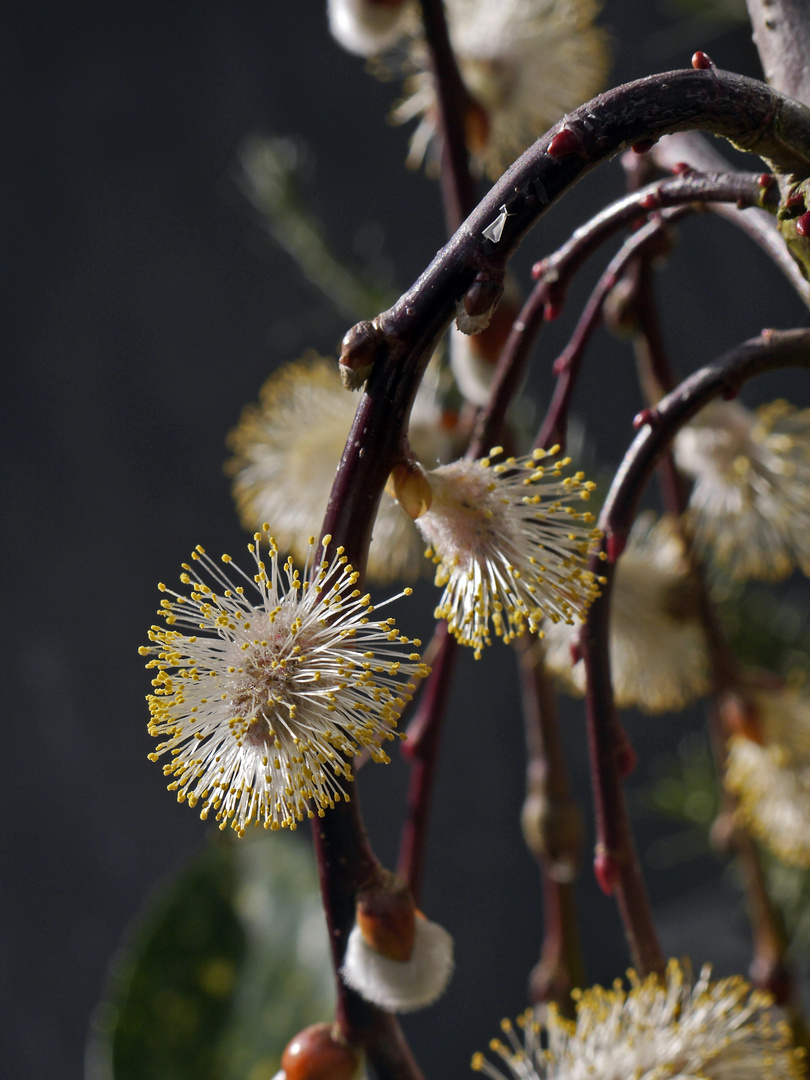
[631, 139, 656, 154]
[552, 352, 571, 376]
[691, 51, 713, 70]
[606, 530, 626, 561]
[547, 128, 581, 160]
[282, 1024, 360, 1080]
[531, 258, 547, 280]
[784, 190, 805, 210]
[544, 300, 563, 322]
[356, 874, 416, 962]
[616, 738, 638, 778]
[594, 847, 619, 896]
[796, 210, 810, 237]
[639, 191, 660, 210]
[757, 173, 775, 190]
[633, 407, 658, 429]
[671, 162, 692, 176]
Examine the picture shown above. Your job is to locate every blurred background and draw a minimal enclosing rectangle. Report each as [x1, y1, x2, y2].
[4, 1, 810, 1078]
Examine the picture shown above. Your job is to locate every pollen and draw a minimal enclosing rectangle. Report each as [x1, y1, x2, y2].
[141, 535, 428, 835]
[413, 450, 602, 658]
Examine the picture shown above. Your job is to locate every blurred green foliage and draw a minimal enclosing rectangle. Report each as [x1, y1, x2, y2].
[87, 831, 333, 1080]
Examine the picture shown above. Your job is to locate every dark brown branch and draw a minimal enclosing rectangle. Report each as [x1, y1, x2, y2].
[328, 69, 810, 575]
[470, 171, 766, 458]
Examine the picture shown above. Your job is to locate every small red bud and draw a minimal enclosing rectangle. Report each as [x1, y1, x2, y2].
[594, 847, 619, 896]
[796, 210, 810, 237]
[757, 173, 775, 190]
[691, 51, 713, 70]
[552, 352, 571, 376]
[547, 128, 581, 160]
[784, 190, 805, 209]
[631, 139, 656, 154]
[544, 300, 563, 322]
[633, 407, 658, 429]
[606, 530, 626, 561]
[639, 191, 660, 210]
[616, 739, 638, 778]
[671, 162, 692, 176]
[282, 1024, 359, 1080]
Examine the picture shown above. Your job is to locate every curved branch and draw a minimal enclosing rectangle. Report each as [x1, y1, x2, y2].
[534, 170, 771, 311]
[536, 206, 692, 452]
[652, 131, 810, 304]
[580, 328, 810, 975]
[327, 69, 810, 574]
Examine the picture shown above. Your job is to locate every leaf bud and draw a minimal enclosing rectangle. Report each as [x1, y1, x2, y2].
[281, 1023, 361, 1080]
[339, 320, 386, 390]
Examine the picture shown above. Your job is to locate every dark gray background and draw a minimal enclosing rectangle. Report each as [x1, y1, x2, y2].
[4, 2, 810, 1078]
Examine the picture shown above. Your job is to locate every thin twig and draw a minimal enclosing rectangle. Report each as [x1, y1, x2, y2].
[517, 637, 586, 1014]
[533, 170, 771, 312]
[536, 207, 690, 452]
[629, 264, 799, 1006]
[397, 624, 459, 903]
[581, 328, 810, 975]
[417, 0, 477, 230]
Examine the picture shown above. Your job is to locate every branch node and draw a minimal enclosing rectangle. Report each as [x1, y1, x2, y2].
[339, 320, 387, 390]
[548, 127, 584, 161]
[593, 845, 620, 896]
[633, 406, 660, 429]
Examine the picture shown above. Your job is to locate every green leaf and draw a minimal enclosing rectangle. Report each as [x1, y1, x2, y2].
[87, 831, 334, 1080]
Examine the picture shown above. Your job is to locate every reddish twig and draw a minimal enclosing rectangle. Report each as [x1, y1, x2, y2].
[533, 170, 771, 313]
[536, 207, 690, 452]
[580, 328, 810, 975]
[418, 0, 478, 230]
[397, 624, 459, 903]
